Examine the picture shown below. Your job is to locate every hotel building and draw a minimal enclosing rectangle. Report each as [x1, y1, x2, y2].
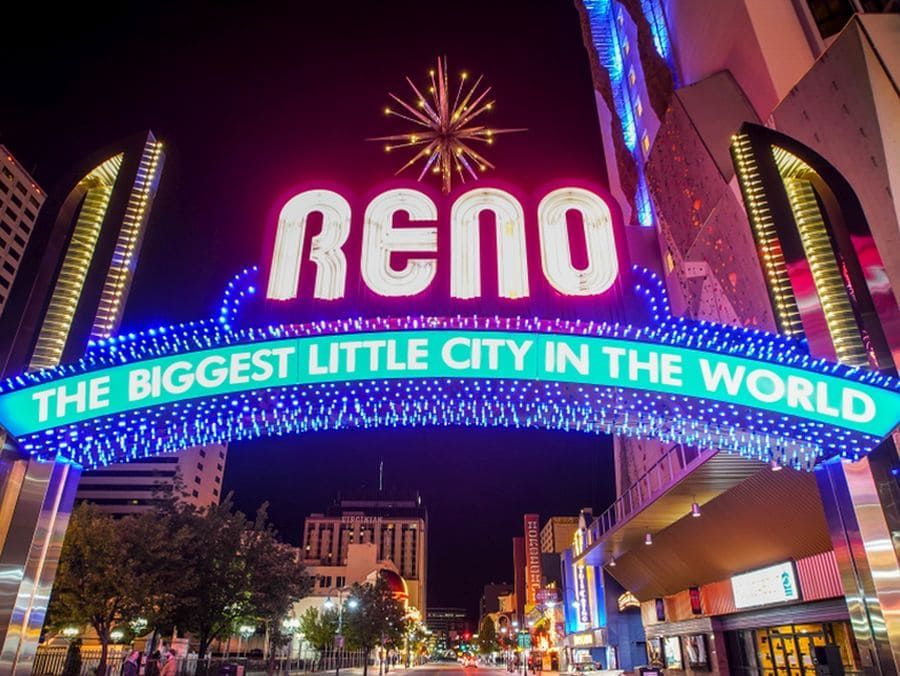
[301, 491, 428, 611]
[0, 133, 228, 510]
[0, 147, 45, 321]
[566, 2, 900, 675]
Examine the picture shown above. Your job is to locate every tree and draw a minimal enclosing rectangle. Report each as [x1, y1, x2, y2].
[477, 617, 498, 656]
[165, 494, 256, 661]
[343, 577, 407, 676]
[243, 504, 312, 675]
[47, 504, 172, 676]
[299, 606, 340, 650]
[166, 494, 311, 666]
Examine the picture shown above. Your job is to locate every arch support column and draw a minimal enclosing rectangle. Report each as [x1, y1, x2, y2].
[0, 433, 81, 675]
[816, 440, 900, 676]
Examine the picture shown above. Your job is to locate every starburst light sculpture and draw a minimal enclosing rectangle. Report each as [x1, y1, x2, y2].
[370, 56, 524, 193]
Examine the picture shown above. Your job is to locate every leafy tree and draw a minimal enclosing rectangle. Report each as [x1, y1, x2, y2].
[299, 606, 340, 650]
[477, 617, 498, 655]
[243, 505, 312, 675]
[343, 577, 407, 676]
[47, 504, 171, 676]
[166, 494, 310, 665]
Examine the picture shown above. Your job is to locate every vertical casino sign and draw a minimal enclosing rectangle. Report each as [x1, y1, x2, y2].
[524, 513, 543, 606]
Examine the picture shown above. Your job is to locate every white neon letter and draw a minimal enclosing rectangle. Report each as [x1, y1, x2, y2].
[362, 188, 437, 297]
[537, 187, 618, 296]
[450, 188, 530, 299]
[266, 189, 352, 301]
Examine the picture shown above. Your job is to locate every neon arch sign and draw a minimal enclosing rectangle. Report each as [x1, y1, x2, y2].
[0, 182, 896, 472]
[260, 183, 631, 327]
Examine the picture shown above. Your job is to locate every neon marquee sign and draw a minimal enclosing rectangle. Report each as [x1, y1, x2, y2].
[0, 181, 896, 471]
[260, 184, 630, 324]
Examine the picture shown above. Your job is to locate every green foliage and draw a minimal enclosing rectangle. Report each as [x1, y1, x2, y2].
[298, 606, 340, 650]
[47, 492, 311, 668]
[477, 617, 498, 655]
[48, 504, 173, 676]
[343, 576, 407, 676]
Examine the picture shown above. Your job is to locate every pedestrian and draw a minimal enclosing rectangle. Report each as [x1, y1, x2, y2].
[145, 651, 161, 676]
[122, 650, 141, 676]
[159, 648, 178, 676]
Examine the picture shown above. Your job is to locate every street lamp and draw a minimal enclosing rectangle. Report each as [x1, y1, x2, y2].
[238, 624, 255, 658]
[325, 588, 358, 676]
[62, 627, 79, 640]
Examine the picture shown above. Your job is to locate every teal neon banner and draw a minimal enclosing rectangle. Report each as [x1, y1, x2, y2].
[0, 329, 895, 439]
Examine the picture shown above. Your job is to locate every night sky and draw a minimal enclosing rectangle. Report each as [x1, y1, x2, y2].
[2, 1, 615, 617]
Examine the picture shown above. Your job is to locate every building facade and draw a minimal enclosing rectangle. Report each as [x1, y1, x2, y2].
[426, 607, 471, 645]
[0, 147, 44, 321]
[301, 492, 427, 612]
[572, 2, 900, 675]
[76, 443, 227, 515]
[540, 516, 580, 554]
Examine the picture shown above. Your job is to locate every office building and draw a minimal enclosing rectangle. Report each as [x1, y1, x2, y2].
[301, 491, 427, 611]
[0, 147, 44, 321]
[540, 516, 580, 554]
[480, 582, 514, 622]
[571, 2, 900, 674]
[76, 443, 227, 516]
[426, 608, 471, 643]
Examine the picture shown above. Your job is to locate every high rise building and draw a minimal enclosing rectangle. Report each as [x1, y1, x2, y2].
[540, 516, 580, 554]
[301, 491, 428, 611]
[0, 147, 45, 320]
[0, 133, 230, 512]
[425, 608, 471, 644]
[0, 131, 164, 375]
[480, 582, 514, 622]
[75, 443, 227, 516]
[570, 2, 900, 675]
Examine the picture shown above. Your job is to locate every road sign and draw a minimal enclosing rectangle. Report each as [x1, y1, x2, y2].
[335, 634, 345, 649]
[517, 633, 532, 649]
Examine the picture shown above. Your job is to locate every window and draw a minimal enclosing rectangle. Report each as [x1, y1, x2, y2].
[9, 248, 20, 261]
[623, 39, 630, 56]
[1, 167, 13, 180]
[13, 235, 24, 247]
[0, 182, 7, 193]
[28, 196, 39, 208]
[197, 462, 203, 470]
[14, 182, 25, 195]
[635, 98, 643, 117]
[4, 208, 15, 221]
[3, 262, 14, 274]
[806, 0, 855, 38]
[23, 209, 34, 222]
[194, 476, 201, 484]
[642, 132, 651, 156]
[214, 475, 221, 484]
[11, 195, 22, 208]
[213, 488, 219, 497]
[192, 489, 199, 498]
[199, 449, 206, 457]
[217, 463, 223, 471]
[628, 68, 636, 87]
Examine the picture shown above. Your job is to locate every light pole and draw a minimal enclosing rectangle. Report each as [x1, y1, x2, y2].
[238, 624, 255, 658]
[324, 588, 359, 676]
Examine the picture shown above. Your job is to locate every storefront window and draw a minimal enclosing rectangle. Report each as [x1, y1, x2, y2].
[647, 637, 664, 667]
[664, 636, 683, 669]
[726, 622, 858, 676]
[685, 635, 709, 670]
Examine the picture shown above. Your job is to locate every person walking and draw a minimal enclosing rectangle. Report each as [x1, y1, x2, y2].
[122, 651, 141, 676]
[145, 651, 161, 676]
[159, 649, 179, 676]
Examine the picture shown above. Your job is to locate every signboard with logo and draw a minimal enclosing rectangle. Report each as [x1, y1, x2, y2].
[574, 563, 592, 626]
[731, 561, 800, 609]
[524, 514, 542, 606]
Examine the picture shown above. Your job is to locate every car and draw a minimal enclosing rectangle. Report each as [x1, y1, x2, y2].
[462, 656, 478, 668]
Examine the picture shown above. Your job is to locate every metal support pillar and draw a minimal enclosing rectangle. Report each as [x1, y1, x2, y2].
[0, 432, 81, 675]
[815, 439, 900, 676]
